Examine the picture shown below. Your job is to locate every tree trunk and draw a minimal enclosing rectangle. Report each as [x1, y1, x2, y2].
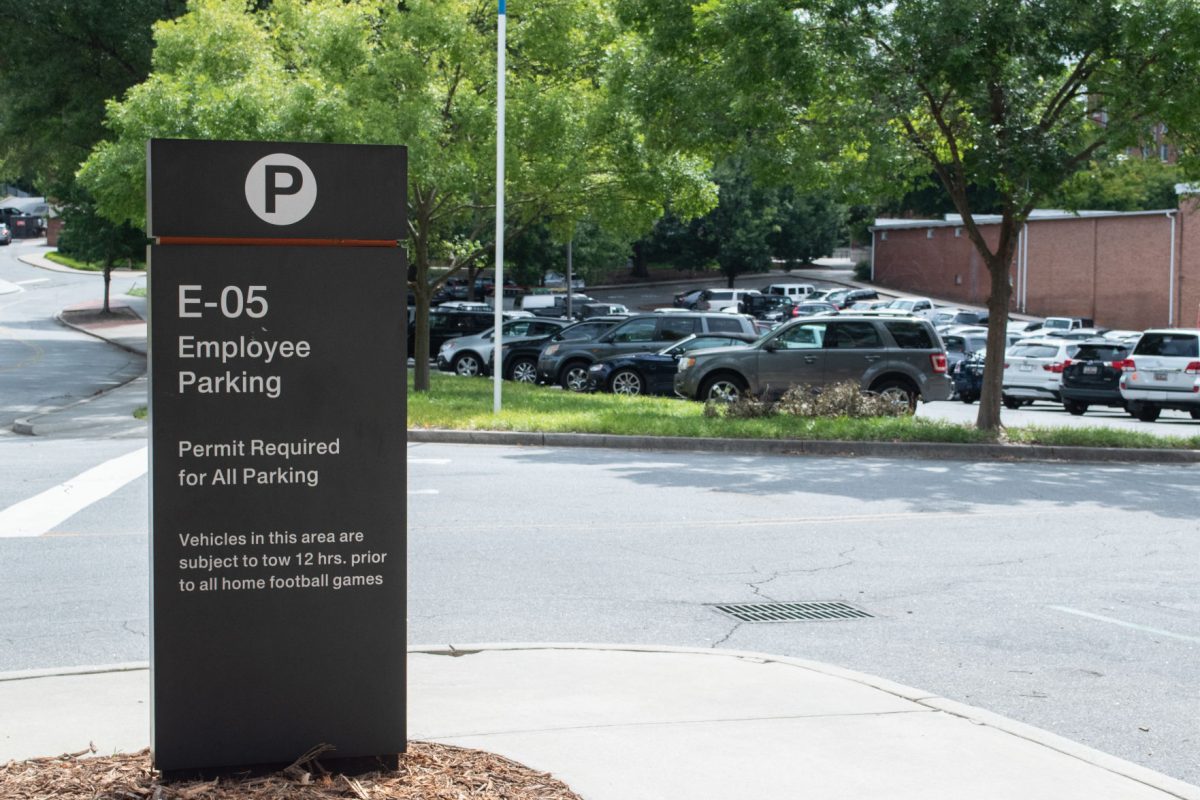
[630, 241, 649, 279]
[975, 228, 1018, 433]
[102, 265, 112, 314]
[410, 193, 434, 392]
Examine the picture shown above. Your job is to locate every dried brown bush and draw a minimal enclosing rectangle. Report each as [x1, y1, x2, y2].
[703, 381, 907, 420]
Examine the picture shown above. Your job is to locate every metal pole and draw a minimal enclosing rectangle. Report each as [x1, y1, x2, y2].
[1168, 211, 1177, 326]
[493, 0, 506, 413]
[566, 238, 573, 320]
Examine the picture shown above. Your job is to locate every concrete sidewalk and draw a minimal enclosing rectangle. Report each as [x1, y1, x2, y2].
[1, 645, 1195, 799]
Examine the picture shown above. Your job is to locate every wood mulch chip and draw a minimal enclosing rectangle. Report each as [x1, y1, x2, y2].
[0, 742, 583, 800]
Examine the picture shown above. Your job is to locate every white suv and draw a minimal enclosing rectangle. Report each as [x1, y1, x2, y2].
[1001, 338, 1082, 408]
[1119, 329, 1200, 422]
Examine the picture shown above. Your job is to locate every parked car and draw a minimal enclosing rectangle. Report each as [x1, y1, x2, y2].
[878, 297, 935, 316]
[578, 302, 630, 319]
[586, 332, 759, 396]
[1059, 341, 1133, 415]
[1039, 327, 1111, 341]
[436, 301, 492, 312]
[1027, 316, 1095, 334]
[674, 288, 704, 308]
[930, 308, 986, 328]
[0, 223, 10, 245]
[519, 292, 595, 317]
[693, 288, 759, 312]
[436, 317, 574, 376]
[491, 316, 628, 383]
[543, 271, 585, 290]
[410, 308, 502, 357]
[827, 288, 881, 309]
[942, 331, 988, 374]
[793, 301, 839, 317]
[673, 315, 952, 409]
[739, 293, 797, 321]
[539, 312, 758, 391]
[763, 283, 816, 300]
[1119, 328, 1200, 422]
[1001, 338, 1082, 407]
[951, 349, 987, 404]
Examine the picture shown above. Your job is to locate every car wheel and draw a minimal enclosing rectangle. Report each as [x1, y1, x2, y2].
[509, 357, 537, 384]
[959, 392, 977, 404]
[1063, 399, 1088, 416]
[700, 374, 746, 403]
[1134, 403, 1161, 422]
[1190, 410, 1200, 420]
[452, 353, 482, 376]
[1002, 395, 1023, 410]
[560, 362, 591, 392]
[871, 379, 918, 414]
[609, 368, 644, 396]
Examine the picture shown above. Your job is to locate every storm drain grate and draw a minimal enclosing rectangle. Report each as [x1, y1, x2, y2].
[710, 601, 872, 623]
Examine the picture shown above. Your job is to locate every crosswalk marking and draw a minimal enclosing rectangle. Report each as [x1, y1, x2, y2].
[0, 447, 148, 538]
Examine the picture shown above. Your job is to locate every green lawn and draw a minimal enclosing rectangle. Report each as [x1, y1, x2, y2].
[407, 373, 1200, 450]
[45, 251, 145, 272]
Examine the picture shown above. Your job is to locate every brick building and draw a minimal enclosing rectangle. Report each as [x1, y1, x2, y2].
[869, 191, 1200, 331]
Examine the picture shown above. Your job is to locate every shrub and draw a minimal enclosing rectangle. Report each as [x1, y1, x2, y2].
[853, 259, 872, 281]
[704, 381, 907, 420]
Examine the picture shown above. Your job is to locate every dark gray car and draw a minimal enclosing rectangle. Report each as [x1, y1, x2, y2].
[673, 315, 953, 409]
[538, 312, 758, 391]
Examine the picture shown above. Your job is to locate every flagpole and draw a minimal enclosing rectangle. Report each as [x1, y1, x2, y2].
[493, 0, 507, 413]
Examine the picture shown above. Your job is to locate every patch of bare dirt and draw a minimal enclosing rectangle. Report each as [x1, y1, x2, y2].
[0, 742, 583, 800]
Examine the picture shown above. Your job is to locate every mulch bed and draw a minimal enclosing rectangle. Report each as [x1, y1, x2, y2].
[0, 742, 583, 800]
[61, 306, 143, 328]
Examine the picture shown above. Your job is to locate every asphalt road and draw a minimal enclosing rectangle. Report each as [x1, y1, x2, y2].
[406, 442, 1200, 786]
[0, 241, 145, 429]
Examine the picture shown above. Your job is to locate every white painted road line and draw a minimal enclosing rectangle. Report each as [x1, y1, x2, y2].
[1048, 605, 1200, 644]
[408, 458, 451, 465]
[407, 489, 439, 495]
[14, 278, 49, 285]
[0, 447, 148, 538]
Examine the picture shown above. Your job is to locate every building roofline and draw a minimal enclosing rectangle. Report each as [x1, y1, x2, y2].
[870, 208, 1177, 232]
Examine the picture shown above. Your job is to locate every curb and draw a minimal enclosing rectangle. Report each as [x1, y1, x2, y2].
[55, 308, 147, 357]
[7, 645, 1194, 798]
[11, 311, 147, 436]
[409, 643, 1200, 800]
[407, 427, 1200, 465]
[17, 250, 144, 278]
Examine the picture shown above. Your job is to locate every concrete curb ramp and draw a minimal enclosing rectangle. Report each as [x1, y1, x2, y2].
[408, 428, 1200, 464]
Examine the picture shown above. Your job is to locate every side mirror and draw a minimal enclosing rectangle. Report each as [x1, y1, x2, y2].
[763, 339, 780, 352]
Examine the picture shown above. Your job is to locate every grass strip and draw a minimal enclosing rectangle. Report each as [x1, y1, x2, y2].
[408, 373, 1200, 450]
[45, 251, 145, 272]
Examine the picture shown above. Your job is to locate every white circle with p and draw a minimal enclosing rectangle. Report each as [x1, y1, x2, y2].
[244, 153, 318, 226]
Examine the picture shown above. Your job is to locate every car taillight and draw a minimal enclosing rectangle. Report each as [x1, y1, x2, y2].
[1117, 359, 1136, 371]
[1185, 361, 1200, 375]
[1044, 362, 1066, 373]
[930, 353, 947, 373]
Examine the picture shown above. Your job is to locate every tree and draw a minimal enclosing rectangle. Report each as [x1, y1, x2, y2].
[620, 0, 1200, 432]
[79, 0, 713, 391]
[0, 0, 185, 314]
[1051, 156, 1182, 212]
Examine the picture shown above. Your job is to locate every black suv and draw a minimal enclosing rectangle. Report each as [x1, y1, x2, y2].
[1060, 340, 1132, 415]
[538, 312, 759, 391]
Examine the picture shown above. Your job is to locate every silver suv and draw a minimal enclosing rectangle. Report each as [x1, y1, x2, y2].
[1119, 329, 1200, 422]
[673, 315, 952, 408]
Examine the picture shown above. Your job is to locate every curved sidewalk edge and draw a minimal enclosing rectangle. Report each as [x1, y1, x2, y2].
[16, 250, 144, 279]
[408, 427, 1200, 464]
[9, 311, 147, 438]
[1, 645, 1194, 799]
[408, 643, 1199, 800]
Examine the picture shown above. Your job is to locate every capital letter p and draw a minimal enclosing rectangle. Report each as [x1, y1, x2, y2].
[264, 165, 303, 213]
